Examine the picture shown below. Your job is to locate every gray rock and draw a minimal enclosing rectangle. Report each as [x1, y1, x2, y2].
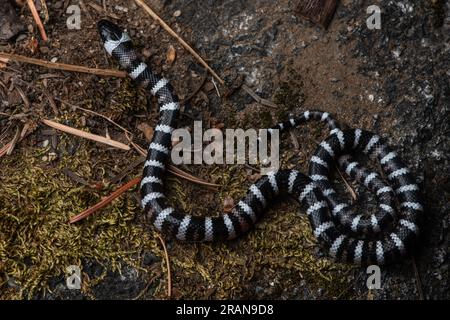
[0, 1, 25, 41]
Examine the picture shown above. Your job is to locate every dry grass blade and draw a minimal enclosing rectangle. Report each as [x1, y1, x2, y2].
[41, 119, 131, 151]
[0, 53, 127, 78]
[155, 234, 172, 299]
[134, 0, 224, 85]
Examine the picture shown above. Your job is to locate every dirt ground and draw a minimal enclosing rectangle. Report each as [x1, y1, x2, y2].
[0, 0, 448, 299]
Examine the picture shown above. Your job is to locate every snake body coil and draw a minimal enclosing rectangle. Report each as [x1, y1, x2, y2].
[98, 20, 423, 265]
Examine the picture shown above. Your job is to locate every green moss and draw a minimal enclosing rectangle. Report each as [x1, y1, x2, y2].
[273, 82, 305, 112]
[0, 73, 353, 299]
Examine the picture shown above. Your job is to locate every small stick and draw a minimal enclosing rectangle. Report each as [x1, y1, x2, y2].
[6, 127, 20, 155]
[134, 0, 224, 85]
[167, 164, 220, 188]
[155, 233, 172, 299]
[41, 119, 131, 151]
[0, 123, 32, 157]
[0, 53, 127, 78]
[412, 257, 424, 300]
[26, 0, 48, 41]
[242, 84, 278, 109]
[127, 136, 220, 188]
[57, 98, 132, 135]
[0, 143, 11, 157]
[41, 87, 59, 116]
[211, 77, 221, 97]
[69, 177, 141, 223]
[110, 157, 145, 184]
[335, 164, 357, 201]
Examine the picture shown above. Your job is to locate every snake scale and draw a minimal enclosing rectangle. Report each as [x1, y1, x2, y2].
[98, 20, 423, 265]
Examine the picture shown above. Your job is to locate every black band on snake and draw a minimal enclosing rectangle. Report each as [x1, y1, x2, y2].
[98, 20, 423, 266]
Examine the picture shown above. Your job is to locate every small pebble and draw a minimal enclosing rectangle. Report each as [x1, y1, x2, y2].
[114, 5, 129, 13]
[173, 10, 181, 17]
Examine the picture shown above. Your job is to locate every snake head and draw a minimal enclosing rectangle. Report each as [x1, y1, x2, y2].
[97, 19, 124, 43]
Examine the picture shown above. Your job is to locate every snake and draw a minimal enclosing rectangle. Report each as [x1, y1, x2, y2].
[97, 20, 423, 265]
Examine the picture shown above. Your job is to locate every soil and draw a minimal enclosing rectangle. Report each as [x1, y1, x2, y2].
[0, 0, 448, 299]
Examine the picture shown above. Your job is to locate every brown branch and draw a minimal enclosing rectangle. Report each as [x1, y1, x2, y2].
[69, 177, 141, 223]
[0, 53, 127, 78]
[27, 0, 48, 41]
[41, 119, 131, 151]
[134, 0, 224, 85]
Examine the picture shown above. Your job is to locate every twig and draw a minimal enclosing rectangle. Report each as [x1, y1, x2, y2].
[134, 0, 224, 85]
[40, 0, 49, 23]
[62, 167, 92, 187]
[168, 164, 220, 188]
[132, 273, 160, 300]
[6, 127, 20, 155]
[0, 143, 11, 157]
[41, 87, 59, 116]
[412, 257, 424, 300]
[79, 0, 93, 21]
[110, 157, 145, 184]
[41, 119, 131, 151]
[155, 233, 172, 299]
[56, 98, 132, 135]
[211, 77, 221, 97]
[26, 0, 48, 41]
[69, 177, 141, 223]
[0, 122, 33, 157]
[127, 135, 220, 188]
[87, 2, 120, 19]
[289, 130, 300, 151]
[335, 164, 357, 201]
[0, 53, 127, 78]
[242, 84, 278, 109]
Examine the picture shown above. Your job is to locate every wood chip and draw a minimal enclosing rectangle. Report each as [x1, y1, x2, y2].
[296, 0, 339, 29]
[166, 45, 177, 64]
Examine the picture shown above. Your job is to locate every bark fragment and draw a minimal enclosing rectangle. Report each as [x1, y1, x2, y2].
[296, 0, 339, 29]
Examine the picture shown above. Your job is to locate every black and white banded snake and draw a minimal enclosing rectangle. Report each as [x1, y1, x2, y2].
[98, 20, 424, 266]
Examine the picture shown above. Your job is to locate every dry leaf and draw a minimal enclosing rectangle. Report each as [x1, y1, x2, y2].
[137, 123, 154, 141]
[166, 45, 177, 64]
